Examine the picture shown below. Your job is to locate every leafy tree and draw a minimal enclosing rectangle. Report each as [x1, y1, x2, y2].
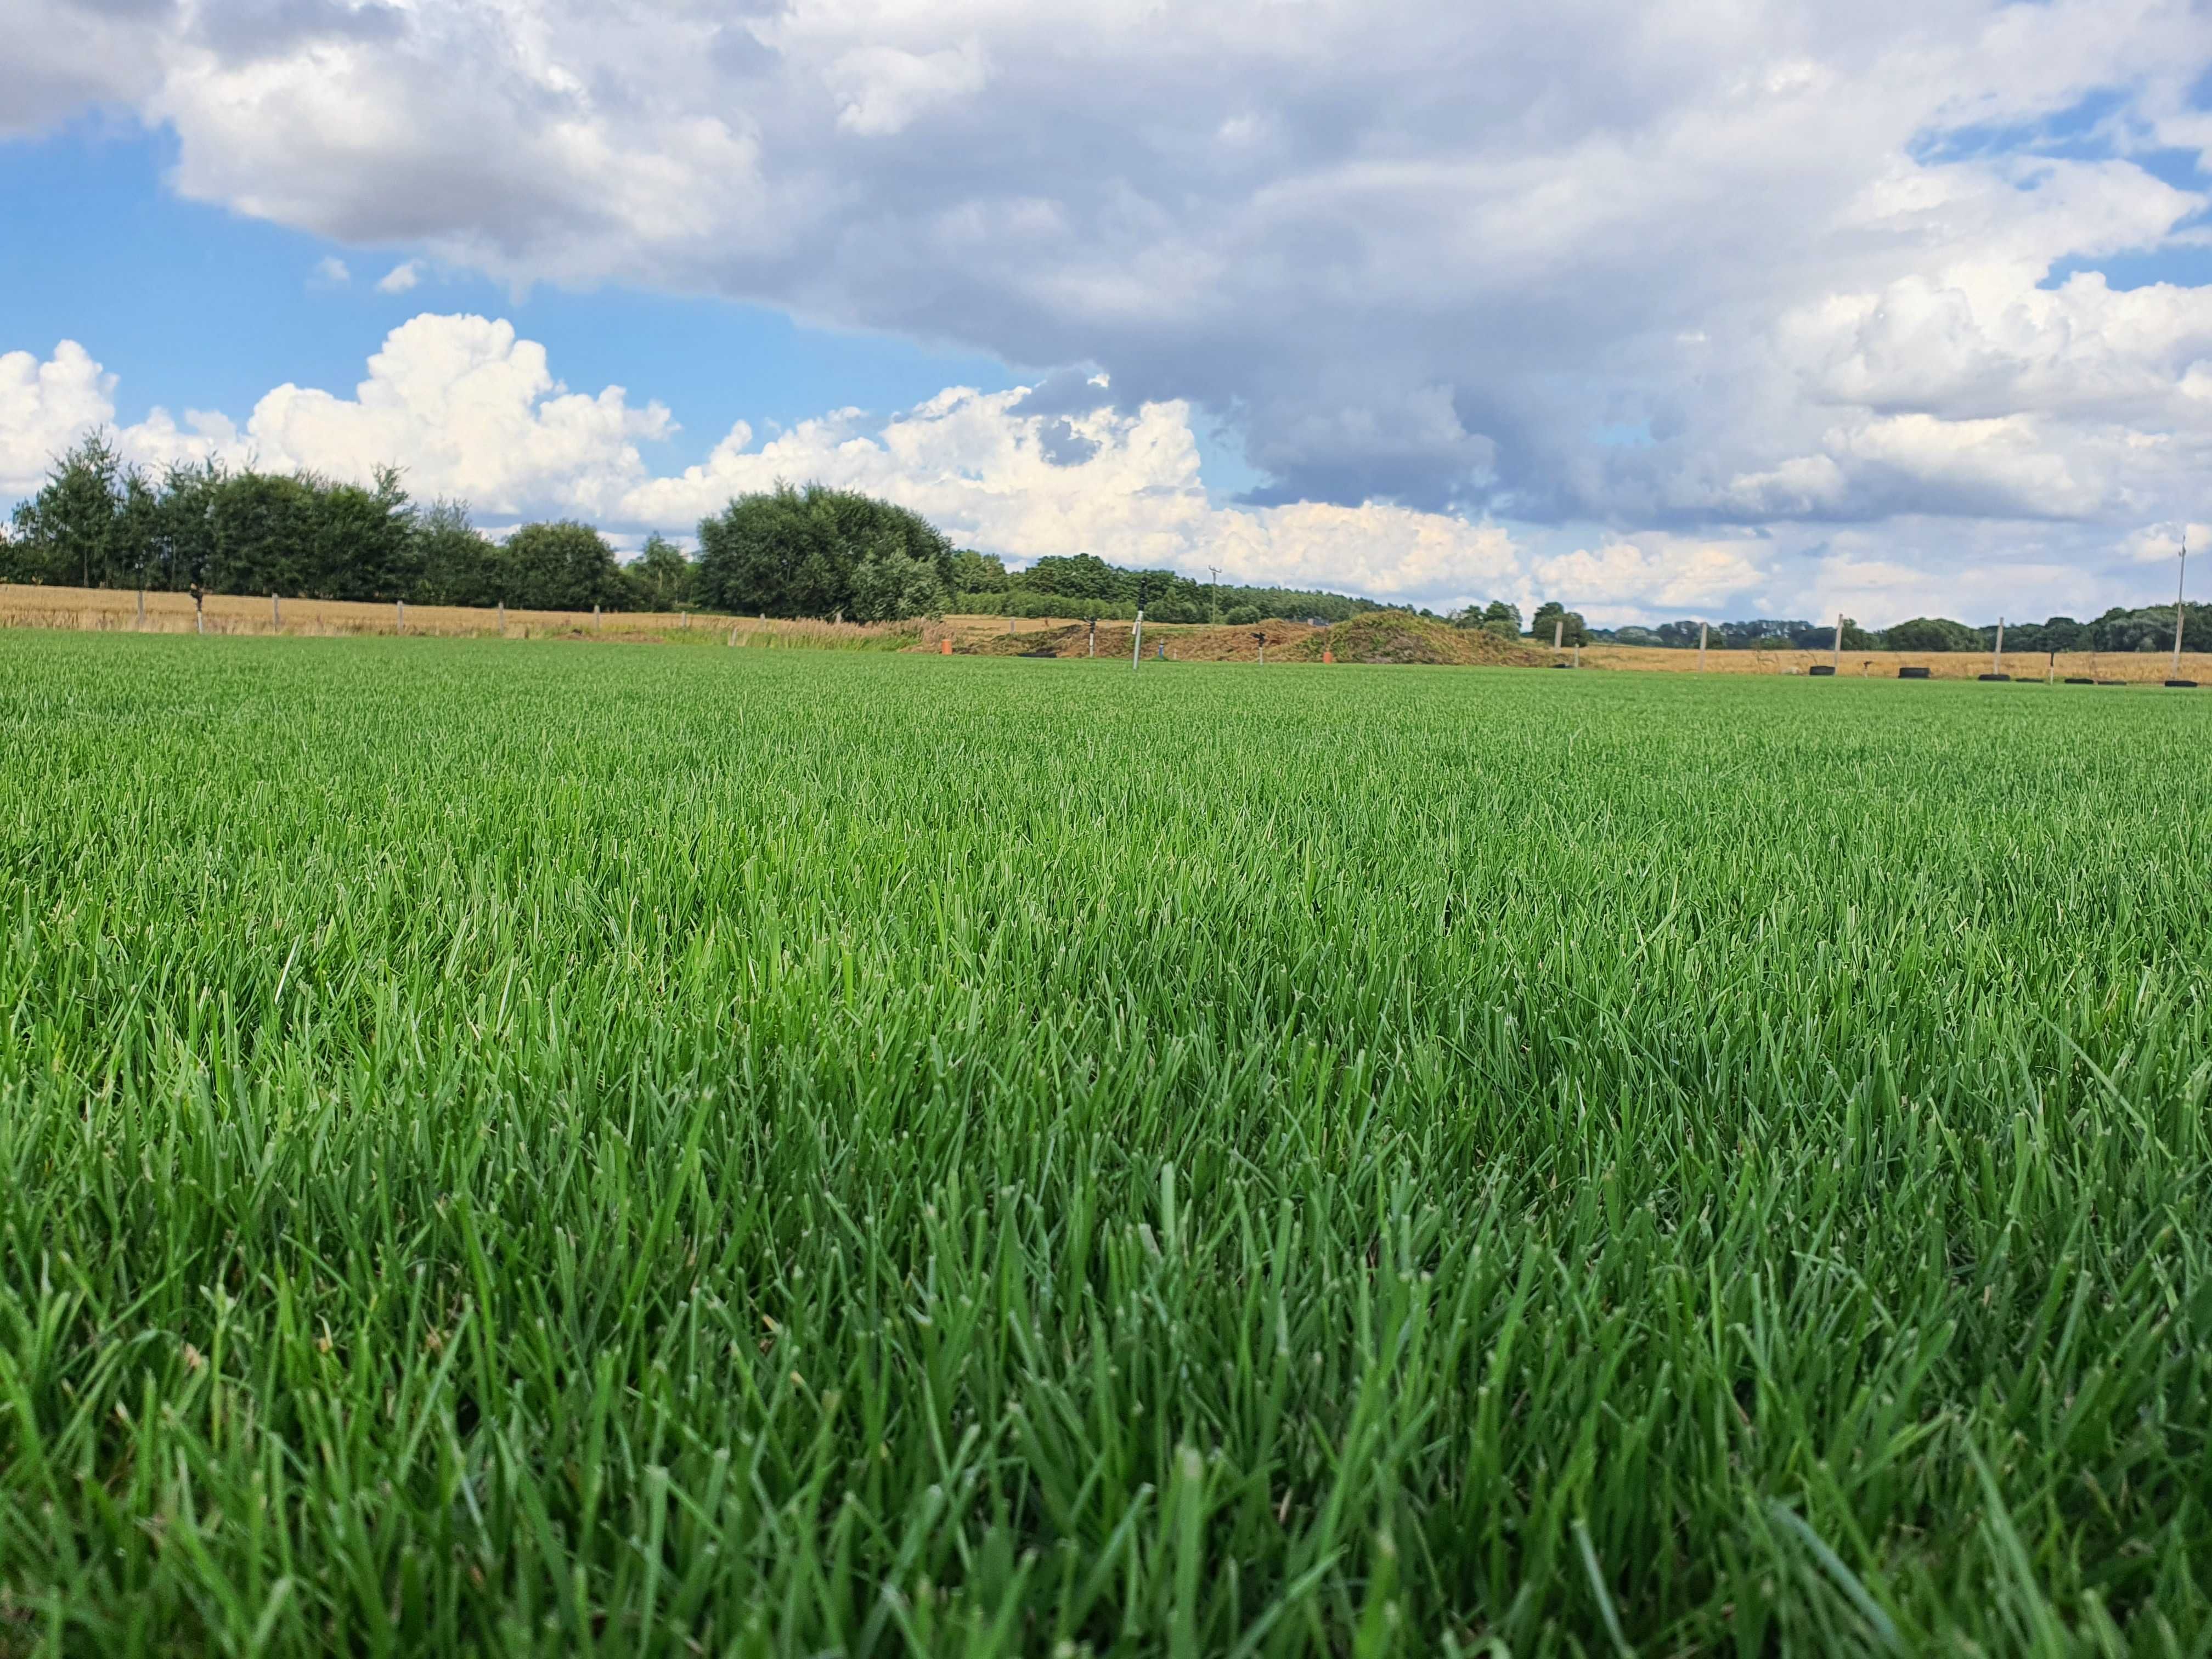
[951, 549, 1009, 593]
[2089, 603, 2210, 653]
[206, 471, 319, 596]
[115, 468, 163, 592]
[308, 468, 417, 601]
[1716, 619, 1814, 649]
[1996, 616, 2089, 653]
[6, 432, 128, 587]
[502, 521, 627, 610]
[1125, 569, 1209, 622]
[152, 461, 224, 593]
[413, 501, 496, 606]
[1483, 600, 1522, 633]
[1019, 553, 1126, 602]
[848, 536, 949, 621]
[628, 533, 697, 610]
[1881, 616, 1980, 653]
[1223, 604, 1262, 626]
[1530, 601, 1590, 646]
[694, 483, 954, 619]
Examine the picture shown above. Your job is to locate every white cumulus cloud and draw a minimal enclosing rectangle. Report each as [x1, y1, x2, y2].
[0, 341, 116, 497]
[5, 315, 1533, 610]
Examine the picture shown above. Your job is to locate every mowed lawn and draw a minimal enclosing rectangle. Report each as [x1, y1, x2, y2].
[2, 632, 2207, 1657]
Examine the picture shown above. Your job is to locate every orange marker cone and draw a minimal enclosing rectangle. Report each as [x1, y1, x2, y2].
[1323, 648, 1334, 664]
[941, 637, 952, 654]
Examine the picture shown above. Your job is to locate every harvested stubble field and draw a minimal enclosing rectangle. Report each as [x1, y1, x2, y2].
[2, 632, 2209, 1657]
[1581, 644, 2212, 684]
[0, 583, 921, 651]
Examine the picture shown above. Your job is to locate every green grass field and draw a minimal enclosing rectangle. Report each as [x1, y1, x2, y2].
[2, 633, 2208, 1657]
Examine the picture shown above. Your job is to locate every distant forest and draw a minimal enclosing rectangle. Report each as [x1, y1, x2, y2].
[1564, 610, 2211, 654]
[5, 434, 2203, 646]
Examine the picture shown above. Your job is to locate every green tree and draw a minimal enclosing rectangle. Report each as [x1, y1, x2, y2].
[411, 500, 494, 606]
[206, 471, 319, 596]
[503, 521, 627, 610]
[1017, 553, 1127, 602]
[154, 461, 225, 594]
[695, 483, 953, 619]
[951, 549, 1008, 593]
[848, 535, 950, 622]
[627, 533, 697, 611]
[1880, 616, 1979, 653]
[1530, 601, 1589, 646]
[309, 468, 418, 601]
[6, 432, 127, 587]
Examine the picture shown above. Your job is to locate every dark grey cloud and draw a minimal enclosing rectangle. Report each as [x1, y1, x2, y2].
[1009, 369, 1113, 419]
[1035, 417, 1101, 467]
[189, 0, 404, 61]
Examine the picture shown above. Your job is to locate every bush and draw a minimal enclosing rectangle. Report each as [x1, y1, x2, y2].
[1882, 616, 1980, 653]
[1223, 605, 1262, 627]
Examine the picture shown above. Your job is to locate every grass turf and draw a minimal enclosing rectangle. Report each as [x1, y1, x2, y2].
[2, 632, 2208, 1656]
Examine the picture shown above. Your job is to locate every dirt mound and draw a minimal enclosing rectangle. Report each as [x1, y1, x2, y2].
[1292, 613, 1552, 666]
[942, 611, 1553, 667]
[957, 623, 1105, 657]
[952, 620, 1324, 661]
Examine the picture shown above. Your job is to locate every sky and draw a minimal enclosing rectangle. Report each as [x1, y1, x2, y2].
[4, 1, 2211, 627]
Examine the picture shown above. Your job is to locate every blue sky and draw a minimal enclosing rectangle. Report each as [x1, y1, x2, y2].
[5, 0, 2211, 625]
[2, 123, 1022, 470]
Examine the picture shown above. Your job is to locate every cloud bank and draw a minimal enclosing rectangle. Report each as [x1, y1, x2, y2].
[7, 0, 2212, 617]
[1, 315, 1526, 610]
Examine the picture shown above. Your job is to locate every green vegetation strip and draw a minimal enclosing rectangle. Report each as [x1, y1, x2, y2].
[2, 634, 2208, 1656]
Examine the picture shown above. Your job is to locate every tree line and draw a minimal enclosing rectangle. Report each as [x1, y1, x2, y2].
[0, 444, 963, 620]
[948, 550, 1383, 625]
[11, 435, 2203, 645]
[1, 441, 1386, 626]
[1449, 600, 2210, 654]
[1587, 611, 2211, 654]
[2, 435, 647, 611]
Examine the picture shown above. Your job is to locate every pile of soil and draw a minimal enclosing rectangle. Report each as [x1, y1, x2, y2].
[943, 611, 1551, 667]
[953, 620, 1324, 661]
[1292, 613, 1552, 666]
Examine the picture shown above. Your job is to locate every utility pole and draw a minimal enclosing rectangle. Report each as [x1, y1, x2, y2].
[2174, 533, 2189, 679]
